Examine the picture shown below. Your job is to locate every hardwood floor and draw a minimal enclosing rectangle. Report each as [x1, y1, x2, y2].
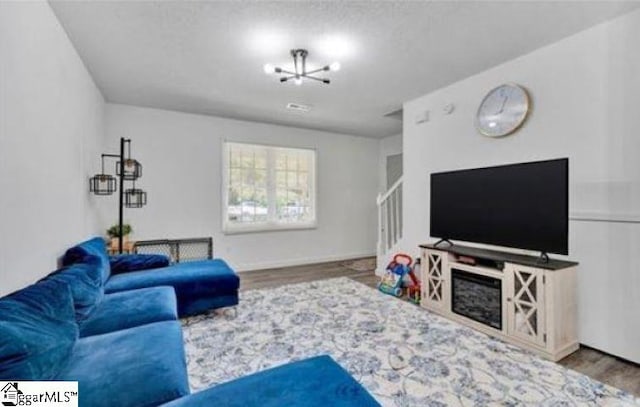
[239, 257, 640, 397]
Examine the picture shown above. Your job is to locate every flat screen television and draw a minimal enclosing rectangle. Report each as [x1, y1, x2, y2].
[430, 158, 568, 255]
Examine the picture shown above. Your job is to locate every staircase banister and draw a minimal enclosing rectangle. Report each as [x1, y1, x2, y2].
[377, 176, 404, 205]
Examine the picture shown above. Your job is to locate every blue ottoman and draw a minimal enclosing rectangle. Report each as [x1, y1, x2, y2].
[161, 355, 380, 406]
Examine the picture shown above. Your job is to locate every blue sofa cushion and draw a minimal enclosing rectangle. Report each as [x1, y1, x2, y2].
[105, 259, 239, 316]
[109, 254, 170, 274]
[62, 237, 111, 284]
[45, 259, 104, 321]
[0, 279, 78, 380]
[79, 286, 177, 337]
[56, 321, 189, 407]
[161, 355, 380, 407]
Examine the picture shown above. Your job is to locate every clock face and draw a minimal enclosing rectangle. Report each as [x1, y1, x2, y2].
[476, 84, 530, 137]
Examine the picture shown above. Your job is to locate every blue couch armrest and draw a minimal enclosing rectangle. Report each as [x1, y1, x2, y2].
[109, 254, 170, 274]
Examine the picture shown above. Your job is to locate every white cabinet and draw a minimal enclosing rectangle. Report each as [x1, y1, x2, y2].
[505, 264, 546, 347]
[422, 250, 447, 311]
[420, 245, 578, 361]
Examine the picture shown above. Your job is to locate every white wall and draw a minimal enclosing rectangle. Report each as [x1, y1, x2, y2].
[102, 104, 378, 271]
[402, 9, 640, 362]
[378, 133, 402, 193]
[0, 1, 105, 296]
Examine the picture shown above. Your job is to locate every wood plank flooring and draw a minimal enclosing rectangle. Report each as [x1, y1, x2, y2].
[238, 257, 640, 397]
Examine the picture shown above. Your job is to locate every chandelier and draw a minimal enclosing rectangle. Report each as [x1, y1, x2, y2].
[263, 49, 340, 85]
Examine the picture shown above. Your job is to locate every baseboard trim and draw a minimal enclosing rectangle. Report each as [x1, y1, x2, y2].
[233, 252, 376, 273]
[577, 343, 640, 366]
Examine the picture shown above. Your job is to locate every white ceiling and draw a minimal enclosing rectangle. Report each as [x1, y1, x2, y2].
[50, 1, 639, 138]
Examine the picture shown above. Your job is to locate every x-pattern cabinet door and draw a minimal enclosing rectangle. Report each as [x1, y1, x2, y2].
[506, 264, 546, 347]
[423, 250, 446, 310]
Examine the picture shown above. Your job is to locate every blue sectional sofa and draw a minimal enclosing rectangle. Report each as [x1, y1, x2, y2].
[0, 237, 238, 407]
[0, 237, 379, 406]
[63, 237, 240, 317]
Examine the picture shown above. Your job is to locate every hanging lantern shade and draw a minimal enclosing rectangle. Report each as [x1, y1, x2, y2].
[116, 159, 142, 181]
[124, 188, 147, 208]
[89, 174, 117, 195]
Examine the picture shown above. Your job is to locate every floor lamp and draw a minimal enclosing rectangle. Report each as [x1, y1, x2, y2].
[89, 137, 147, 254]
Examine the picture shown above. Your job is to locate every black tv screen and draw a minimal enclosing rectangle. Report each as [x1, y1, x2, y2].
[430, 158, 568, 255]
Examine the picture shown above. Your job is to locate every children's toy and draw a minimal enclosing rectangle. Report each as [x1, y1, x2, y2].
[406, 258, 421, 304]
[378, 253, 419, 298]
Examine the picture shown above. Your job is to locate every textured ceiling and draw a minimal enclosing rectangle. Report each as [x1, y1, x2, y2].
[50, 1, 639, 138]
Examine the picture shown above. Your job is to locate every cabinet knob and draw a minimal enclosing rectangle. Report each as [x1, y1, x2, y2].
[507, 298, 512, 302]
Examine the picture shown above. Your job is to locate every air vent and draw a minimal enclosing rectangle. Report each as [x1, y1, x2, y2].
[384, 108, 403, 121]
[286, 102, 311, 113]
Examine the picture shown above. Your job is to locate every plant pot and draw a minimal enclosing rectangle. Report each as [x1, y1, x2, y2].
[110, 236, 129, 250]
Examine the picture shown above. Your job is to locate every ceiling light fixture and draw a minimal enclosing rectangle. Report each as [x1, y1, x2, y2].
[264, 49, 339, 85]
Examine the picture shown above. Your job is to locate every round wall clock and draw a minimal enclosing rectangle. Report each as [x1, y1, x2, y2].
[475, 83, 530, 137]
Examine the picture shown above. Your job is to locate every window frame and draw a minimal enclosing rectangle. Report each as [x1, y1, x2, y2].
[222, 141, 318, 234]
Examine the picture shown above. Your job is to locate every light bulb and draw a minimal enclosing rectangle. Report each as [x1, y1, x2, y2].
[329, 62, 341, 71]
[294, 77, 302, 86]
[263, 64, 275, 74]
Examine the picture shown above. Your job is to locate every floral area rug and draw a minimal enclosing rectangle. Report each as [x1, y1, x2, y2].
[182, 278, 639, 406]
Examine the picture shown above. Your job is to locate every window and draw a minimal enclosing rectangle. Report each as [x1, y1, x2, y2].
[223, 142, 316, 233]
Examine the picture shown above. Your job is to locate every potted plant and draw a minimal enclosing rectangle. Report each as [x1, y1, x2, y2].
[106, 224, 132, 250]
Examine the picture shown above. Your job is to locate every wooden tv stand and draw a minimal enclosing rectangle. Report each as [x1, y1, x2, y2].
[419, 243, 579, 361]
